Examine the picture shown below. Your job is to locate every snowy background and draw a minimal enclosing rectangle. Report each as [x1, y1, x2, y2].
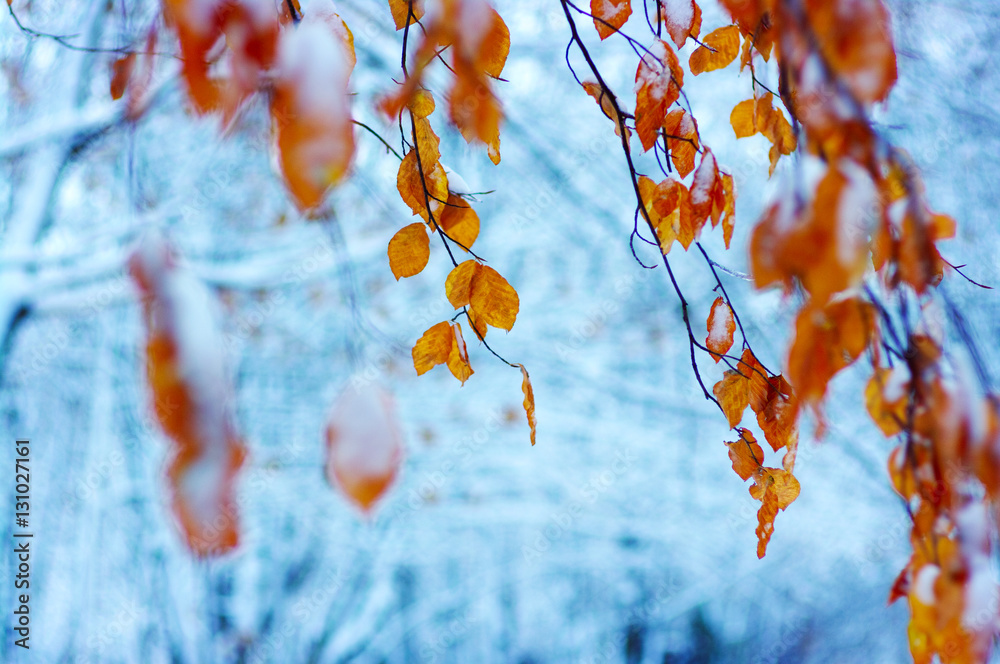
[1, 0, 999, 662]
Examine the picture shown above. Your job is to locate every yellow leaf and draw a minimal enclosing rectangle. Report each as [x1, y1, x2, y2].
[387, 223, 430, 280]
[397, 149, 449, 221]
[438, 195, 480, 251]
[480, 8, 510, 78]
[387, 0, 424, 30]
[470, 265, 519, 331]
[445, 260, 479, 309]
[730, 99, 756, 138]
[689, 25, 740, 75]
[412, 322, 454, 376]
[446, 323, 474, 384]
[517, 364, 537, 445]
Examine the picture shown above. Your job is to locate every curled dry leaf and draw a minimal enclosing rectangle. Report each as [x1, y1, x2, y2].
[412, 321, 474, 384]
[517, 363, 537, 445]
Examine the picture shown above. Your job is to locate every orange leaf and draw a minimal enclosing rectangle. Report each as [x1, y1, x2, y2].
[730, 98, 756, 138]
[412, 321, 455, 376]
[325, 383, 403, 512]
[705, 297, 735, 362]
[635, 40, 683, 152]
[788, 297, 874, 412]
[480, 7, 511, 79]
[388, 223, 430, 280]
[755, 375, 798, 454]
[721, 173, 735, 247]
[446, 323, 474, 384]
[470, 265, 519, 331]
[714, 368, 749, 429]
[445, 260, 479, 309]
[689, 25, 740, 75]
[517, 363, 537, 445]
[438, 194, 481, 251]
[397, 149, 449, 221]
[387, 0, 424, 30]
[271, 15, 355, 210]
[662, 109, 699, 178]
[591, 0, 632, 40]
[713, 349, 769, 429]
[866, 367, 909, 437]
[659, 0, 697, 49]
[582, 81, 631, 142]
[128, 236, 246, 556]
[803, 0, 896, 104]
[726, 428, 762, 481]
[110, 53, 136, 101]
[750, 466, 800, 558]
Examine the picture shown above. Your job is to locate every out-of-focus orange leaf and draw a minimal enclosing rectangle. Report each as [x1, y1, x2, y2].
[866, 367, 909, 437]
[591, 0, 632, 40]
[750, 165, 871, 301]
[689, 25, 740, 75]
[325, 383, 403, 512]
[635, 40, 683, 152]
[387, 0, 424, 30]
[163, 0, 279, 115]
[438, 194, 481, 251]
[788, 297, 874, 415]
[272, 13, 356, 210]
[128, 236, 246, 557]
[726, 428, 762, 481]
[517, 363, 537, 446]
[803, 0, 896, 104]
[388, 223, 431, 280]
[706, 296, 735, 362]
[110, 53, 136, 100]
